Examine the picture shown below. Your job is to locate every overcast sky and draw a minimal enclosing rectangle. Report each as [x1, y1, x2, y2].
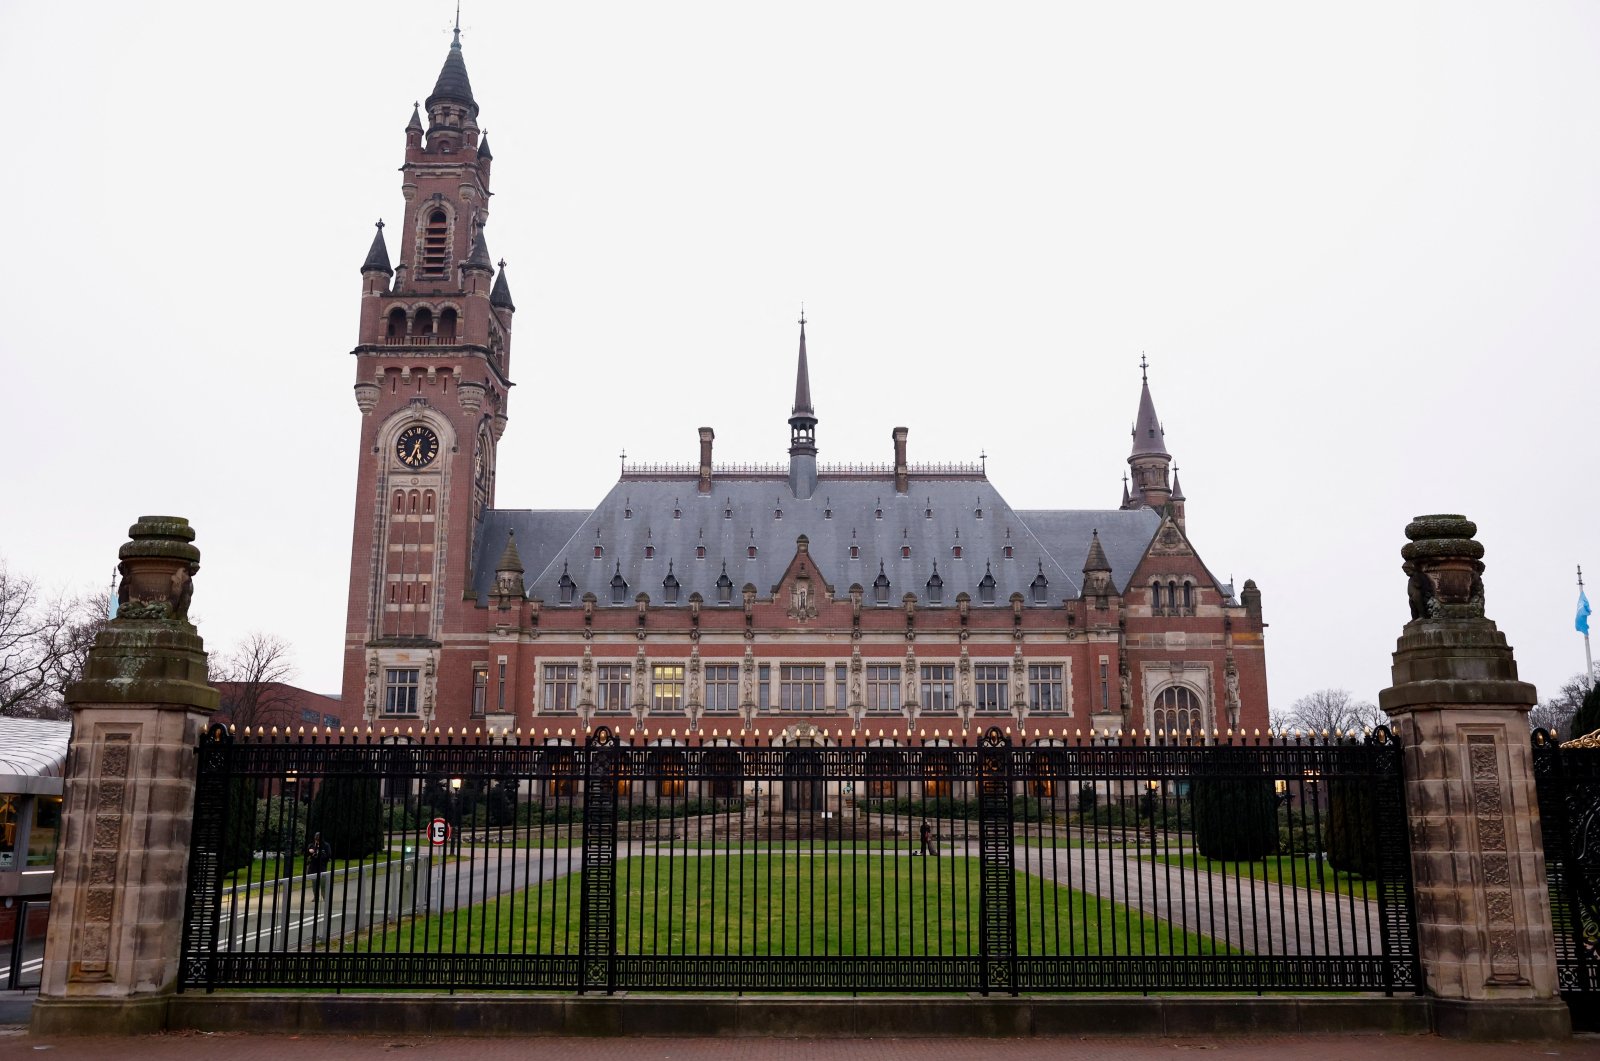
[3, 2, 1596, 715]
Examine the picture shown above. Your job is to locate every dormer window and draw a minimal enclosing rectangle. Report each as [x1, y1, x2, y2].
[1032, 564, 1049, 604]
[663, 563, 680, 606]
[873, 563, 891, 606]
[774, 508, 782, 520]
[724, 507, 732, 519]
[610, 563, 628, 604]
[558, 564, 576, 605]
[875, 509, 883, 520]
[747, 545, 758, 559]
[1003, 546, 1014, 559]
[645, 545, 655, 559]
[673, 508, 681, 519]
[901, 546, 911, 559]
[926, 564, 944, 605]
[952, 545, 963, 559]
[850, 545, 860, 559]
[624, 507, 633, 519]
[594, 545, 604, 559]
[979, 563, 996, 605]
[717, 563, 733, 604]
[696, 546, 706, 559]
[824, 508, 832, 519]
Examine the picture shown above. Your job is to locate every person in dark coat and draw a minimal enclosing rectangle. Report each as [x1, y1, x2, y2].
[920, 820, 938, 857]
[306, 831, 332, 875]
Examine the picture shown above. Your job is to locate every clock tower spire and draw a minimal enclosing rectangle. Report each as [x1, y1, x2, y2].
[342, 27, 518, 725]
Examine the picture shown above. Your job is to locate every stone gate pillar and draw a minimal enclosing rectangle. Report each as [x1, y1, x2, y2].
[32, 517, 218, 1035]
[1379, 514, 1567, 1039]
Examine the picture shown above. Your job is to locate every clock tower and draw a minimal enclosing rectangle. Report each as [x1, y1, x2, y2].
[341, 27, 517, 723]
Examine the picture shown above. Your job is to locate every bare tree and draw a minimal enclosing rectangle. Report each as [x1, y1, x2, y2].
[212, 632, 299, 728]
[1284, 688, 1389, 735]
[0, 561, 108, 720]
[1529, 672, 1593, 736]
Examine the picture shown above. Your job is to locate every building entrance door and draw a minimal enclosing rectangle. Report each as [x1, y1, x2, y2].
[784, 749, 823, 812]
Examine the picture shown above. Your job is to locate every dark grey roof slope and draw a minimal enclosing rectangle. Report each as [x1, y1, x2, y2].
[1013, 508, 1160, 594]
[360, 221, 392, 275]
[472, 474, 1163, 607]
[426, 34, 478, 115]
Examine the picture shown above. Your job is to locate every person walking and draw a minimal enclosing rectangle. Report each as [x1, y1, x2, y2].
[920, 820, 938, 857]
[304, 831, 334, 941]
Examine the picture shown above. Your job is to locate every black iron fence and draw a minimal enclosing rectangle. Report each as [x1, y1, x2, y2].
[1532, 728, 1600, 1018]
[180, 723, 1418, 994]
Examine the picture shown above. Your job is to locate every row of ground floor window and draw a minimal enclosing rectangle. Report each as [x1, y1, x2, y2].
[381, 661, 1204, 732]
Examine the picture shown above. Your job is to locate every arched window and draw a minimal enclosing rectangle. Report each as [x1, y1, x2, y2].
[979, 563, 996, 605]
[413, 306, 434, 341]
[1182, 581, 1193, 612]
[386, 308, 406, 341]
[1167, 580, 1179, 611]
[408, 490, 420, 513]
[1151, 580, 1164, 614]
[421, 209, 449, 278]
[393, 491, 405, 513]
[558, 565, 575, 604]
[873, 563, 891, 605]
[423, 490, 435, 515]
[610, 564, 628, 605]
[438, 307, 458, 342]
[1152, 685, 1202, 735]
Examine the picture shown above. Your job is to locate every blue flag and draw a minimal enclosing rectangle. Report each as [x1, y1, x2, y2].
[1580, 588, 1592, 636]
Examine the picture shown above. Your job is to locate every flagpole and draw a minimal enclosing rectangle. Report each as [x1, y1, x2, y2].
[1583, 566, 1594, 689]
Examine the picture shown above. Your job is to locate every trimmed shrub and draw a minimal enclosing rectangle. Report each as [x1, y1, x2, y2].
[1190, 772, 1280, 861]
[1326, 778, 1378, 877]
[308, 758, 385, 859]
[255, 794, 307, 854]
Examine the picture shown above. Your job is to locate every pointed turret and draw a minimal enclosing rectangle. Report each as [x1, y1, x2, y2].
[405, 103, 424, 149]
[490, 260, 516, 311]
[466, 225, 494, 270]
[1120, 474, 1133, 510]
[1170, 466, 1187, 530]
[360, 220, 393, 277]
[1083, 530, 1112, 574]
[426, 26, 478, 116]
[477, 133, 493, 160]
[1081, 529, 1115, 600]
[787, 313, 818, 500]
[1127, 356, 1174, 511]
[492, 530, 525, 601]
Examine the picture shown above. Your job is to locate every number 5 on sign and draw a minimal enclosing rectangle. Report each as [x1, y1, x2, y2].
[429, 817, 451, 847]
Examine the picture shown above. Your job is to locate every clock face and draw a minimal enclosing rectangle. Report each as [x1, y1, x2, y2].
[396, 425, 439, 468]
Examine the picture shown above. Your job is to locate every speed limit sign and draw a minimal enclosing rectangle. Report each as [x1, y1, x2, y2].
[429, 817, 451, 847]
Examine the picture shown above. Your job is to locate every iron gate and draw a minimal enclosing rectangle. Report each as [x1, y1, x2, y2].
[180, 723, 1418, 994]
[1532, 728, 1600, 1019]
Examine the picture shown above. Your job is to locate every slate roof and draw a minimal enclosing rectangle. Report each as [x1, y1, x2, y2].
[470, 474, 1162, 607]
[426, 34, 478, 116]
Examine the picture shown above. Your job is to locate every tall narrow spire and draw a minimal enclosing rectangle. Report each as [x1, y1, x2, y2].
[360, 219, 393, 276]
[787, 310, 818, 500]
[426, 16, 478, 117]
[792, 310, 814, 416]
[1128, 358, 1174, 511]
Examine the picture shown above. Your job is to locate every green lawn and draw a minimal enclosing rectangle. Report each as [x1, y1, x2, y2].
[358, 854, 1233, 958]
[1148, 852, 1376, 901]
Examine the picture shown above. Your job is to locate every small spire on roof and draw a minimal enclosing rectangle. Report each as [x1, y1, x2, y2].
[466, 224, 493, 270]
[360, 219, 393, 275]
[1082, 529, 1112, 574]
[407, 102, 424, 131]
[1130, 357, 1168, 459]
[477, 132, 493, 159]
[496, 529, 524, 574]
[1171, 465, 1185, 501]
[490, 259, 515, 310]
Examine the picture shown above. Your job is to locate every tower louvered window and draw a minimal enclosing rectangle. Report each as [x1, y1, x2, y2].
[421, 209, 450, 278]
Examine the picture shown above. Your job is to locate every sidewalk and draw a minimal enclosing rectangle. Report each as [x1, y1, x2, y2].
[0, 1031, 1597, 1061]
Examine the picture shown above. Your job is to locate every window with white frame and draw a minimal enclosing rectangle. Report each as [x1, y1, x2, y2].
[1028, 664, 1065, 713]
[543, 664, 578, 712]
[920, 664, 955, 711]
[597, 664, 631, 712]
[974, 664, 1009, 713]
[471, 664, 488, 716]
[780, 664, 826, 711]
[384, 668, 419, 715]
[652, 664, 684, 713]
[704, 665, 740, 711]
[865, 664, 902, 713]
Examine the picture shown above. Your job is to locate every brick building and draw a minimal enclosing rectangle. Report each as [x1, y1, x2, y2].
[340, 33, 1269, 752]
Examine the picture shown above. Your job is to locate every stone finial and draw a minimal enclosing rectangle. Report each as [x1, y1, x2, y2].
[113, 516, 201, 624]
[1401, 514, 1486, 621]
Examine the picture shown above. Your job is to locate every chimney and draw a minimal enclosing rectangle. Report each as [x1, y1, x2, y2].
[697, 427, 714, 494]
[892, 427, 909, 494]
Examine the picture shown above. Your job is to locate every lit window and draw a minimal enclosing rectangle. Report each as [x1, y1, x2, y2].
[652, 664, 685, 713]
